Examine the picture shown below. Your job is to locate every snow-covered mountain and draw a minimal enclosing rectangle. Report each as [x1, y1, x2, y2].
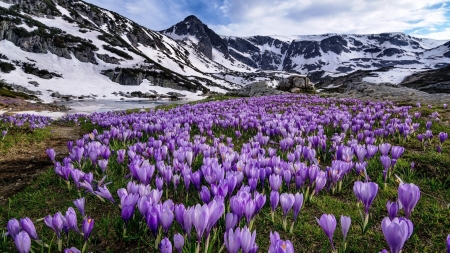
[0, 0, 449, 102]
[162, 16, 450, 85]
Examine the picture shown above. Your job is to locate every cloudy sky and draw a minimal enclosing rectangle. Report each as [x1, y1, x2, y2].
[84, 0, 450, 40]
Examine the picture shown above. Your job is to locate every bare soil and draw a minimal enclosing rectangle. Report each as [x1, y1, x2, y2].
[0, 125, 82, 205]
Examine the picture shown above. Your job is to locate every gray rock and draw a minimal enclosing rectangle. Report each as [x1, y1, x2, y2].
[277, 75, 314, 92]
[166, 92, 186, 97]
[28, 81, 40, 87]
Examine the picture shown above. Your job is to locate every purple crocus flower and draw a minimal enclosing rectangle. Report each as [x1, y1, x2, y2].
[44, 212, 64, 239]
[74, 197, 85, 217]
[340, 215, 351, 241]
[398, 183, 420, 219]
[14, 231, 31, 253]
[98, 159, 108, 173]
[117, 149, 126, 163]
[7, 218, 20, 239]
[316, 214, 337, 251]
[381, 217, 413, 253]
[380, 155, 391, 171]
[65, 207, 79, 233]
[240, 226, 257, 253]
[292, 193, 304, 222]
[270, 191, 279, 221]
[439, 132, 448, 144]
[146, 207, 159, 237]
[313, 171, 327, 195]
[200, 186, 211, 204]
[121, 205, 135, 224]
[160, 207, 174, 234]
[379, 143, 391, 156]
[269, 174, 282, 191]
[391, 146, 405, 160]
[446, 234, 450, 253]
[95, 185, 115, 203]
[280, 193, 295, 218]
[159, 237, 172, 253]
[19, 217, 38, 240]
[224, 227, 241, 253]
[386, 200, 399, 220]
[46, 148, 56, 162]
[268, 238, 295, 253]
[173, 233, 184, 253]
[225, 213, 239, 232]
[353, 181, 379, 214]
[64, 247, 81, 253]
[82, 217, 94, 241]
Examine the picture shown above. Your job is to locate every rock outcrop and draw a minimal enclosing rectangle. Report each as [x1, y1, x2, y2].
[400, 65, 450, 93]
[277, 75, 314, 92]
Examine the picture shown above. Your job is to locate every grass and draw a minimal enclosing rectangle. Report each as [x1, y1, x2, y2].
[0, 96, 450, 252]
[0, 125, 51, 153]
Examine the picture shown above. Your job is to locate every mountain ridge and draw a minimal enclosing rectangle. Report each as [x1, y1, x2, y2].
[0, 0, 450, 103]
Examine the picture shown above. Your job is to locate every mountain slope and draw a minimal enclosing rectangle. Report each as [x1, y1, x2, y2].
[162, 17, 450, 85]
[0, 0, 284, 102]
[0, 0, 450, 102]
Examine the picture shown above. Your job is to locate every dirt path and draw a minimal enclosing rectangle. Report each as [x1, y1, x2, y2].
[0, 125, 82, 205]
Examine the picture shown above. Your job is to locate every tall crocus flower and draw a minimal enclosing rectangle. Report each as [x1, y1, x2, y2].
[290, 193, 304, 233]
[82, 217, 94, 241]
[353, 181, 378, 232]
[14, 231, 31, 253]
[340, 215, 351, 252]
[280, 193, 295, 231]
[240, 226, 258, 253]
[46, 148, 56, 162]
[270, 191, 279, 222]
[159, 237, 172, 253]
[398, 183, 420, 219]
[316, 214, 337, 252]
[381, 217, 413, 253]
[439, 132, 448, 144]
[160, 207, 174, 235]
[224, 228, 241, 253]
[74, 197, 85, 217]
[19, 217, 38, 240]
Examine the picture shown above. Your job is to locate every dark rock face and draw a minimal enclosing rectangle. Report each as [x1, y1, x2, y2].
[101, 68, 207, 93]
[97, 54, 121, 65]
[377, 48, 406, 57]
[161, 15, 229, 60]
[400, 65, 450, 93]
[320, 35, 350, 54]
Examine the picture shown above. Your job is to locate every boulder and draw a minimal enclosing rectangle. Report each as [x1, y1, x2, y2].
[277, 75, 313, 92]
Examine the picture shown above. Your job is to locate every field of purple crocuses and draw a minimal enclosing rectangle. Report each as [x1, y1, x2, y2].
[1, 94, 450, 253]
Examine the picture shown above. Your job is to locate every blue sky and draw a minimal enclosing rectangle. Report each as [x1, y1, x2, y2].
[84, 0, 450, 40]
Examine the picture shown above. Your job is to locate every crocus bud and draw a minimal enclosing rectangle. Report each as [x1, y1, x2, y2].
[173, 233, 184, 253]
[20, 217, 39, 240]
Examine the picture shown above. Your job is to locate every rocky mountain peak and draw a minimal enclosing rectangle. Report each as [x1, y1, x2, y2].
[161, 15, 229, 60]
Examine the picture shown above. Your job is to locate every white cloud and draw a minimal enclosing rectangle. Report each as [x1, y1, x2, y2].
[212, 0, 450, 39]
[84, 0, 450, 40]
